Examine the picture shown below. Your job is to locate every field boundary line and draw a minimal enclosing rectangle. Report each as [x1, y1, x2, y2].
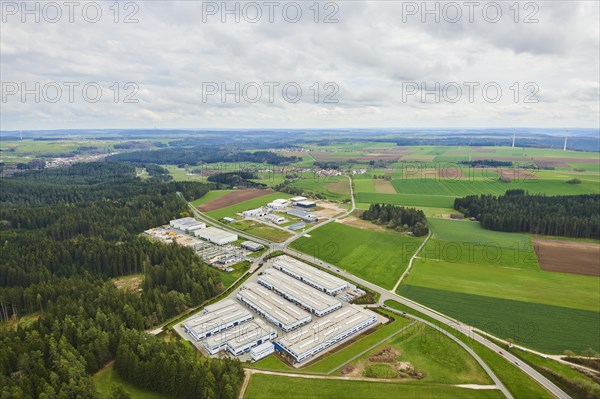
[391, 230, 432, 292]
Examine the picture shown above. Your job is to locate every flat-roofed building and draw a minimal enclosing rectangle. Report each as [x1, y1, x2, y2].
[241, 241, 264, 252]
[272, 256, 349, 295]
[296, 200, 316, 208]
[183, 299, 253, 341]
[223, 217, 237, 223]
[250, 342, 275, 361]
[266, 199, 288, 210]
[195, 227, 238, 245]
[236, 283, 311, 332]
[264, 214, 286, 224]
[242, 208, 269, 217]
[258, 269, 342, 316]
[276, 306, 378, 363]
[203, 319, 277, 356]
[170, 217, 206, 232]
[289, 196, 307, 203]
[286, 209, 318, 223]
[288, 222, 305, 231]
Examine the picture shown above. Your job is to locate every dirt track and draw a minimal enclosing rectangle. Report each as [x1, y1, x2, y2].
[534, 238, 600, 276]
[197, 189, 273, 212]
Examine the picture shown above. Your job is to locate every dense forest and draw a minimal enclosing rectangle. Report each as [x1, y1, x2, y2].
[360, 204, 429, 236]
[0, 162, 244, 398]
[107, 147, 299, 166]
[454, 190, 600, 239]
[207, 171, 266, 188]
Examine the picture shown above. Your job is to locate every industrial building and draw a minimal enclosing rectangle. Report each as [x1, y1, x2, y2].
[223, 217, 237, 223]
[275, 306, 378, 363]
[258, 269, 342, 316]
[289, 196, 307, 203]
[288, 222, 305, 231]
[242, 208, 269, 217]
[241, 241, 264, 252]
[195, 227, 238, 245]
[250, 342, 275, 361]
[296, 200, 316, 208]
[170, 217, 206, 232]
[266, 199, 288, 210]
[183, 299, 253, 341]
[264, 214, 286, 224]
[237, 282, 311, 332]
[203, 319, 277, 356]
[272, 256, 349, 295]
[286, 209, 318, 223]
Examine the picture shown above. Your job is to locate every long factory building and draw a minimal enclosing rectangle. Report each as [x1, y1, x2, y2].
[183, 299, 253, 341]
[276, 306, 378, 363]
[272, 256, 349, 295]
[237, 282, 311, 332]
[258, 269, 342, 316]
[203, 319, 277, 356]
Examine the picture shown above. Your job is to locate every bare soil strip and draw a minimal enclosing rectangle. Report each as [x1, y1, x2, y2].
[197, 189, 273, 212]
[534, 238, 600, 276]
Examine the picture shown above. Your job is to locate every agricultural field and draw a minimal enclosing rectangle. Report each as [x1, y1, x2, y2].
[533, 238, 600, 276]
[288, 175, 351, 201]
[400, 218, 600, 353]
[190, 189, 235, 207]
[290, 222, 423, 290]
[243, 373, 504, 399]
[196, 189, 273, 212]
[205, 192, 293, 220]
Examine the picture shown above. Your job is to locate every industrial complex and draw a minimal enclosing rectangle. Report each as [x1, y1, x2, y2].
[178, 255, 382, 365]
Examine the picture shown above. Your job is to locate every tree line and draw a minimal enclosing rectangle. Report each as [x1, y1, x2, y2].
[360, 203, 429, 236]
[454, 190, 600, 239]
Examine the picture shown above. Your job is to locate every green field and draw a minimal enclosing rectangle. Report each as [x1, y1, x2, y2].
[356, 192, 456, 208]
[94, 364, 172, 399]
[289, 175, 351, 201]
[230, 219, 293, 242]
[337, 323, 492, 385]
[206, 192, 293, 220]
[191, 189, 235, 206]
[400, 218, 600, 353]
[290, 222, 423, 290]
[215, 261, 249, 288]
[243, 374, 504, 399]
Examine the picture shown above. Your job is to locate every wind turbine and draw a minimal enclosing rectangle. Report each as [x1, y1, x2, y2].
[511, 129, 516, 148]
[563, 129, 568, 151]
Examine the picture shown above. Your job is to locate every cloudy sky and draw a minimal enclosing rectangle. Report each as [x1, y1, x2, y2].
[1, 0, 599, 130]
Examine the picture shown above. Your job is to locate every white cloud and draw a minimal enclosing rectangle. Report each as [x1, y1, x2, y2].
[1, 0, 598, 129]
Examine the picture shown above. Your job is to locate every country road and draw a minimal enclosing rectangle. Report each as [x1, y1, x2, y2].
[184, 177, 571, 399]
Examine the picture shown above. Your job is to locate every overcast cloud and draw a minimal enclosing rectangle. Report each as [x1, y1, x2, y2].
[1, 0, 598, 129]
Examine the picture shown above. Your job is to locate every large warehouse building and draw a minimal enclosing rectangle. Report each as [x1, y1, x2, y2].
[237, 282, 311, 332]
[258, 269, 342, 316]
[183, 299, 253, 341]
[195, 227, 238, 245]
[170, 217, 206, 232]
[203, 319, 277, 356]
[273, 256, 349, 295]
[276, 306, 378, 363]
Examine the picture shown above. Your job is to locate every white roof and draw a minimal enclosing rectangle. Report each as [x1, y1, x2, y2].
[184, 300, 252, 331]
[272, 199, 288, 205]
[204, 319, 274, 350]
[258, 269, 340, 313]
[195, 227, 237, 241]
[273, 256, 348, 292]
[290, 196, 307, 202]
[238, 282, 311, 326]
[278, 306, 376, 356]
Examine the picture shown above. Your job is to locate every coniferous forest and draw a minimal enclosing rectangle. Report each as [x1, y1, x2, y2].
[454, 190, 600, 239]
[360, 204, 429, 236]
[0, 163, 244, 398]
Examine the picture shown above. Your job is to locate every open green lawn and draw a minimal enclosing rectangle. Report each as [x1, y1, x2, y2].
[215, 261, 249, 288]
[206, 192, 293, 220]
[191, 190, 235, 206]
[94, 364, 172, 399]
[230, 219, 293, 242]
[243, 374, 504, 399]
[338, 323, 492, 385]
[290, 222, 423, 290]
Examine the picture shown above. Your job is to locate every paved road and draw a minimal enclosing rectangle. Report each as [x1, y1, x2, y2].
[187, 179, 571, 399]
